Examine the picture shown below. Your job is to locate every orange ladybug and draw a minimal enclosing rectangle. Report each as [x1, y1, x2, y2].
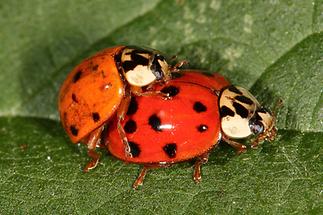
[58, 46, 179, 171]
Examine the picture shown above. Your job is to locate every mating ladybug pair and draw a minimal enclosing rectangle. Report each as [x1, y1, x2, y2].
[59, 46, 277, 189]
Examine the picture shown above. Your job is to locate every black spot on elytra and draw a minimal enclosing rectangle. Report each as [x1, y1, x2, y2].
[127, 97, 138, 115]
[220, 106, 235, 117]
[72, 93, 78, 103]
[163, 143, 177, 158]
[92, 64, 99, 71]
[70, 125, 78, 136]
[101, 70, 106, 78]
[235, 95, 254, 105]
[73, 70, 82, 83]
[148, 114, 162, 131]
[233, 102, 249, 118]
[92, 112, 100, 122]
[129, 141, 141, 157]
[161, 85, 179, 97]
[193, 101, 207, 113]
[197, 124, 208, 132]
[228, 85, 242, 95]
[124, 119, 137, 134]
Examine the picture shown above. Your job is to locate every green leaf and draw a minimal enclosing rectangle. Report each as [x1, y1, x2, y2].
[0, 0, 322, 214]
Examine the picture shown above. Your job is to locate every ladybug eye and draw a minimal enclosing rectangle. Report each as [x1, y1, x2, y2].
[150, 54, 169, 80]
[155, 54, 165, 61]
[249, 120, 264, 135]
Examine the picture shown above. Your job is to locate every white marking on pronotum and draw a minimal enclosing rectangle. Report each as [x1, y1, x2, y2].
[125, 65, 156, 87]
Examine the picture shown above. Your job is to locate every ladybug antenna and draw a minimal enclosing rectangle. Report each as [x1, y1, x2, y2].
[270, 98, 283, 134]
[169, 55, 178, 62]
[170, 60, 189, 73]
[273, 98, 283, 117]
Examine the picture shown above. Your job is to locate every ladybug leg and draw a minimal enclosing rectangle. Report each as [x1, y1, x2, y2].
[167, 55, 189, 72]
[251, 126, 277, 148]
[193, 152, 210, 183]
[134, 90, 167, 97]
[132, 166, 149, 189]
[116, 94, 133, 157]
[131, 86, 167, 98]
[83, 125, 105, 172]
[132, 163, 171, 189]
[131, 86, 172, 100]
[222, 135, 247, 154]
[251, 133, 265, 149]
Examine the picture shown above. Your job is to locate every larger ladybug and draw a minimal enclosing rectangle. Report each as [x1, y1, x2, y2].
[58, 46, 178, 171]
[106, 70, 277, 189]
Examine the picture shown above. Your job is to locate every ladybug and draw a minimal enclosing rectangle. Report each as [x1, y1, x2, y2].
[58, 46, 181, 172]
[106, 70, 277, 189]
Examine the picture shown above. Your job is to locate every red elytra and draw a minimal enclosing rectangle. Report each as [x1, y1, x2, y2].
[106, 71, 230, 188]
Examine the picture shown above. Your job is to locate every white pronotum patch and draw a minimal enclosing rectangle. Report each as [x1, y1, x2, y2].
[125, 65, 156, 87]
[221, 115, 253, 139]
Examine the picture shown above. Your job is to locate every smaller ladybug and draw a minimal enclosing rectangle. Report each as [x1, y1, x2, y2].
[106, 70, 278, 189]
[58, 46, 182, 172]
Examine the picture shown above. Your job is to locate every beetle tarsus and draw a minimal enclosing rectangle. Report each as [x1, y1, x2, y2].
[133, 166, 148, 189]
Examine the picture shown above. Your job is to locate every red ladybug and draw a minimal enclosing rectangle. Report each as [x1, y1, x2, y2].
[58, 46, 180, 171]
[106, 70, 229, 188]
[106, 70, 277, 189]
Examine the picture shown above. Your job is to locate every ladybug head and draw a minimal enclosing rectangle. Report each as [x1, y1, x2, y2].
[120, 47, 170, 87]
[219, 86, 276, 142]
[249, 107, 276, 143]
